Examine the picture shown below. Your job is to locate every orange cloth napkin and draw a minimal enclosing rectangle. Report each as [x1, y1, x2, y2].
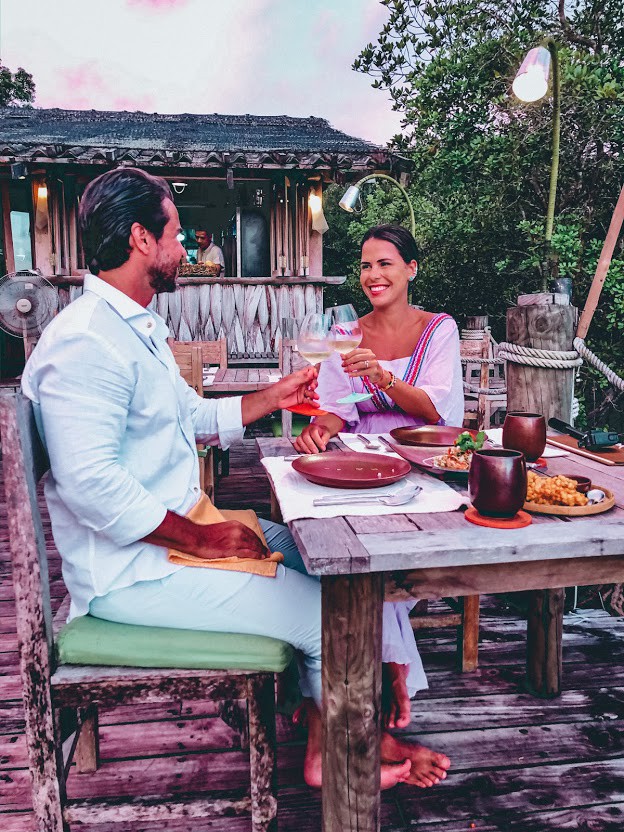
[167, 494, 283, 577]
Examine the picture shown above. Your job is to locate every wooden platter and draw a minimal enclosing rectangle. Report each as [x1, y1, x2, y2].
[523, 486, 615, 516]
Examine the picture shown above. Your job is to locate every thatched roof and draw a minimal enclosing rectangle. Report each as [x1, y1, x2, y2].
[0, 108, 408, 172]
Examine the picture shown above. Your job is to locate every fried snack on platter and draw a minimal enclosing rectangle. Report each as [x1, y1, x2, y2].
[526, 471, 588, 507]
[432, 446, 473, 471]
[179, 261, 221, 276]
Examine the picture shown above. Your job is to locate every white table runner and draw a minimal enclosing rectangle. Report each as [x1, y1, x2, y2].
[260, 456, 466, 522]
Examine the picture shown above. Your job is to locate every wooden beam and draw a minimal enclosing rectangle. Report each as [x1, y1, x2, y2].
[1, 181, 15, 273]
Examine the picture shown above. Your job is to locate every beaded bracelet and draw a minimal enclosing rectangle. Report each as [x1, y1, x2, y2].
[378, 371, 397, 391]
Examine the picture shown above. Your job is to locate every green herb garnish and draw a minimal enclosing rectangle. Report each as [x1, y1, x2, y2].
[454, 431, 486, 453]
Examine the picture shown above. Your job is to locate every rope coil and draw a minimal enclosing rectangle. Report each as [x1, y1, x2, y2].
[497, 342, 583, 369]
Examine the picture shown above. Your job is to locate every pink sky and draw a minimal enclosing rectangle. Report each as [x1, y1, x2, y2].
[0, 0, 403, 145]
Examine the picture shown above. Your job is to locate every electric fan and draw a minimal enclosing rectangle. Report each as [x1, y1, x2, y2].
[0, 270, 58, 360]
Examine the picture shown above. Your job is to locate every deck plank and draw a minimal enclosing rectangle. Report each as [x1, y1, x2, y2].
[1, 439, 623, 830]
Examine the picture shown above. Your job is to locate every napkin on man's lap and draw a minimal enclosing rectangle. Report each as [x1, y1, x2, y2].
[168, 494, 283, 577]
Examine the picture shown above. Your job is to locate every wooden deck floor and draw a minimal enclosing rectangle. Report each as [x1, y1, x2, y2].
[1, 440, 623, 831]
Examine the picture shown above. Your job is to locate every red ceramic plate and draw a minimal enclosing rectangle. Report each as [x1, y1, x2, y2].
[291, 451, 410, 489]
[388, 441, 469, 480]
[286, 404, 328, 417]
[389, 425, 479, 447]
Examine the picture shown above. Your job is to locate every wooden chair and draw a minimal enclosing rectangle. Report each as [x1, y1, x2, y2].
[0, 392, 287, 832]
[170, 339, 230, 479]
[169, 343, 215, 498]
[278, 339, 309, 439]
[461, 331, 507, 430]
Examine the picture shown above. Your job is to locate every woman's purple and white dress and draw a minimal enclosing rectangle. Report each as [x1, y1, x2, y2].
[315, 314, 464, 694]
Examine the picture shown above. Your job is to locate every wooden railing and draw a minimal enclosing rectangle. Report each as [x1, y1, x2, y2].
[54, 275, 346, 364]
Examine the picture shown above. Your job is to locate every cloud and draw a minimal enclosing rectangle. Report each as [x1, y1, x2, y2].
[127, 0, 189, 9]
[1, 0, 402, 144]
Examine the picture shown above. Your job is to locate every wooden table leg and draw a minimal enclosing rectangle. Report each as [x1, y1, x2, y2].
[458, 594, 480, 672]
[321, 573, 384, 832]
[269, 486, 283, 524]
[526, 587, 565, 698]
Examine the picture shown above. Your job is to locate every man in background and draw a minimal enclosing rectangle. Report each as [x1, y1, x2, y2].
[195, 226, 225, 275]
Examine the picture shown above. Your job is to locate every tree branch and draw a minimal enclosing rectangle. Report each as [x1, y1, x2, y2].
[558, 0, 598, 50]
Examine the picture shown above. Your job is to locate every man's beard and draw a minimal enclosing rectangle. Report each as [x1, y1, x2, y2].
[148, 260, 178, 294]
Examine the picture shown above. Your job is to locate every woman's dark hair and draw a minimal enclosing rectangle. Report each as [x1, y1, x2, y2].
[361, 224, 419, 264]
[79, 167, 172, 275]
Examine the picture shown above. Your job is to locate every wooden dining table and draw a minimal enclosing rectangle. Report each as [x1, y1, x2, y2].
[203, 367, 282, 394]
[256, 435, 624, 832]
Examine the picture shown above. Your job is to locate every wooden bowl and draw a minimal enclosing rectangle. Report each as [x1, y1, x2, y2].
[562, 474, 591, 494]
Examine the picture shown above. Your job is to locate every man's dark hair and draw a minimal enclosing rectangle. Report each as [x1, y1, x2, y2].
[79, 167, 172, 275]
[195, 225, 211, 235]
[361, 224, 419, 264]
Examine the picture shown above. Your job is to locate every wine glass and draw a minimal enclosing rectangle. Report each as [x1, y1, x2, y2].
[296, 313, 332, 365]
[326, 304, 373, 404]
[326, 304, 363, 355]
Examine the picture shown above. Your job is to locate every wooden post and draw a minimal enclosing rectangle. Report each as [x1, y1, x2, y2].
[506, 303, 576, 422]
[321, 573, 383, 832]
[1, 181, 15, 273]
[526, 588, 564, 698]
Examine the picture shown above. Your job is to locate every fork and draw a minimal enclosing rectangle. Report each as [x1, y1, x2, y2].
[313, 484, 422, 507]
[356, 433, 381, 450]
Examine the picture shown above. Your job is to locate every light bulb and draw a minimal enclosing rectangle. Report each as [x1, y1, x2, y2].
[338, 185, 360, 212]
[512, 46, 551, 103]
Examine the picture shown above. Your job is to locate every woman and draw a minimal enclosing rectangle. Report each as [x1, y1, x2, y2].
[295, 223, 464, 727]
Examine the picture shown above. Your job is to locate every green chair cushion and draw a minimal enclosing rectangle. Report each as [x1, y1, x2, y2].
[57, 615, 294, 673]
[271, 415, 310, 438]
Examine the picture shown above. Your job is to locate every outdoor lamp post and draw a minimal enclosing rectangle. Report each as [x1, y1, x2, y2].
[338, 172, 416, 238]
[512, 38, 561, 292]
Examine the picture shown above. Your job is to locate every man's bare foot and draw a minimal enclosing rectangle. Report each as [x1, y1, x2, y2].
[381, 732, 451, 788]
[383, 662, 412, 729]
[302, 700, 412, 789]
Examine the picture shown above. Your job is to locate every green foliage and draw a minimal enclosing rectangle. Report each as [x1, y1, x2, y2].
[332, 0, 624, 429]
[0, 63, 35, 107]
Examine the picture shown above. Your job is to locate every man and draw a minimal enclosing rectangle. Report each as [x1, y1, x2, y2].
[22, 167, 449, 790]
[195, 226, 225, 274]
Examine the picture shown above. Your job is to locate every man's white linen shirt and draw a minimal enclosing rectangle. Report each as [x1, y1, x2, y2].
[22, 275, 244, 620]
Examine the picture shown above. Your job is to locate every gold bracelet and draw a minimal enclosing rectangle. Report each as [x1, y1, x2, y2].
[378, 371, 396, 391]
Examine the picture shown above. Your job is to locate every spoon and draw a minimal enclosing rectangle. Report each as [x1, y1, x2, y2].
[357, 433, 380, 450]
[587, 488, 606, 505]
[313, 484, 421, 507]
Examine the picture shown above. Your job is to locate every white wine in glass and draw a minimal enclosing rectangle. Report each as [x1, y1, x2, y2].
[326, 304, 373, 404]
[327, 304, 363, 354]
[297, 313, 332, 364]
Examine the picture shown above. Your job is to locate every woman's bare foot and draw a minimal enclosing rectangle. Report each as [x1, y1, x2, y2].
[381, 732, 451, 788]
[383, 662, 412, 729]
[302, 701, 412, 789]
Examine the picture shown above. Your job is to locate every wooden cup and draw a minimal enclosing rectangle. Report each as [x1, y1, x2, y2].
[502, 412, 547, 463]
[468, 449, 527, 518]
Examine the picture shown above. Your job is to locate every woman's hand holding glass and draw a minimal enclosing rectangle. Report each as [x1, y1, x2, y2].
[341, 347, 388, 387]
